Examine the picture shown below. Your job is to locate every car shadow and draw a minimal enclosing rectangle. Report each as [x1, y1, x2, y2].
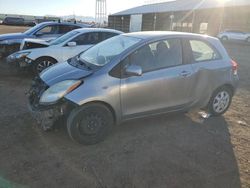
[53, 111, 241, 188]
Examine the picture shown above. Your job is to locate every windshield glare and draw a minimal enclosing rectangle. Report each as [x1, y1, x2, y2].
[50, 31, 79, 45]
[80, 35, 141, 66]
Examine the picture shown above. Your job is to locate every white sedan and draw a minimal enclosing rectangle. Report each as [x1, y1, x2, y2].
[9, 28, 123, 74]
[217, 30, 250, 42]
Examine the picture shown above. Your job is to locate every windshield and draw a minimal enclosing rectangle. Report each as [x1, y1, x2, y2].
[50, 31, 79, 45]
[80, 35, 141, 66]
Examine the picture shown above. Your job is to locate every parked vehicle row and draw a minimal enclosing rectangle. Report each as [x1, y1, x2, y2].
[0, 23, 239, 145]
[7, 28, 123, 73]
[0, 21, 91, 58]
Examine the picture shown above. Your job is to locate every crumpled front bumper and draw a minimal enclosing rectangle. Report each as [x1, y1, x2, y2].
[28, 100, 68, 131]
[6, 53, 33, 68]
[27, 77, 76, 130]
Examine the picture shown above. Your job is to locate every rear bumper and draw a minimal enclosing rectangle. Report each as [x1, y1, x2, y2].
[232, 75, 239, 94]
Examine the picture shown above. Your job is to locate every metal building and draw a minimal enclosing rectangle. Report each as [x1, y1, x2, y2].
[108, 0, 250, 36]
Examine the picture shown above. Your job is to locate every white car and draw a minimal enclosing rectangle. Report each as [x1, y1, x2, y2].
[217, 30, 250, 42]
[9, 28, 123, 73]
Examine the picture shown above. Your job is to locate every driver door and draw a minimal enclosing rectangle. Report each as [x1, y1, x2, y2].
[120, 38, 195, 119]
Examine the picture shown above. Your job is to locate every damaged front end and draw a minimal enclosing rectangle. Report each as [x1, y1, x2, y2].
[20, 39, 49, 50]
[27, 77, 76, 131]
[6, 52, 31, 68]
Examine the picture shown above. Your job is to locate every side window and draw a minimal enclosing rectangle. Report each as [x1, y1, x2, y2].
[71, 32, 100, 45]
[128, 38, 182, 73]
[101, 32, 119, 41]
[189, 40, 220, 62]
[36, 25, 59, 35]
[58, 25, 80, 34]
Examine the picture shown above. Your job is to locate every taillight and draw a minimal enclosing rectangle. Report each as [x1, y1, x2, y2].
[231, 60, 238, 75]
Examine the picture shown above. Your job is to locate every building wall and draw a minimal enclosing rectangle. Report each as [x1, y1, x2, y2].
[108, 5, 250, 36]
[108, 15, 130, 32]
[223, 7, 250, 32]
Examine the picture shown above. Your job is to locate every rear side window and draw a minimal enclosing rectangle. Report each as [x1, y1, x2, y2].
[189, 40, 220, 62]
[58, 25, 80, 34]
[101, 32, 119, 41]
[71, 32, 101, 45]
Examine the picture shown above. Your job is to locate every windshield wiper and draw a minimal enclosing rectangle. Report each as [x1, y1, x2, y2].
[78, 59, 92, 70]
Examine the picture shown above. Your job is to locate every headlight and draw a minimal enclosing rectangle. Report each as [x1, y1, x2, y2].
[39, 80, 82, 104]
[15, 51, 31, 59]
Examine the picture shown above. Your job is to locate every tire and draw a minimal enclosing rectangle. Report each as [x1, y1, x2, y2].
[207, 86, 233, 116]
[221, 36, 228, 41]
[33, 57, 57, 75]
[67, 103, 114, 145]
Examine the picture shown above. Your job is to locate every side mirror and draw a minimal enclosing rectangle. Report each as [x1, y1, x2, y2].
[67, 42, 77, 47]
[125, 65, 142, 77]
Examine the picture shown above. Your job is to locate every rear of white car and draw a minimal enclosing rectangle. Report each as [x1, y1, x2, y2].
[218, 30, 250, 42]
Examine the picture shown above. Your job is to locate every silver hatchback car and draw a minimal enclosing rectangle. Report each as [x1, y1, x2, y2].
[28, 32, 239, 145]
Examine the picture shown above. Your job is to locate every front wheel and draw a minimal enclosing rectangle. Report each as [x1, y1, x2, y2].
[33, 57, 57, 75]
[207, 87, 233, 116]
[67, 103, 114, 145]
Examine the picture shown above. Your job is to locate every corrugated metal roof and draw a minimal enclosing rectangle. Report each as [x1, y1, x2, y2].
[112, 0, 250, 16]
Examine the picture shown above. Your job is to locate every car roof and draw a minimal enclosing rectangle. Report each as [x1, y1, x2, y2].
[37, 21, 91, 28]
[73, 28, 124, 34]
[123, 31, 217, 40]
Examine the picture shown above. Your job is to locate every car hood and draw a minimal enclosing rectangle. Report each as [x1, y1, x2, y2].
[40, 61, 93, 86]
[0, 33, 27, 41]
[21, 38, 49, 50]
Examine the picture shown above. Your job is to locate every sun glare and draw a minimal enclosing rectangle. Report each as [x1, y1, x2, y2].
[217, 0, 230, 4]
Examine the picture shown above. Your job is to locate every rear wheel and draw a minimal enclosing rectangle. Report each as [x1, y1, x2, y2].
[33, 57, 57, 75]
[67, 103, 114, 145]
[207, 86, 233, 116]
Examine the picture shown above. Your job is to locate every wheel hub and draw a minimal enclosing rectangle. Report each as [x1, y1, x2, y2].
[79, 114, 103, 135]
[213, 91, 230, 113]
[37, 60, 53, 72]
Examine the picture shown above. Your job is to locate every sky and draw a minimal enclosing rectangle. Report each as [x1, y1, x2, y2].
[0, 0, 146, 17]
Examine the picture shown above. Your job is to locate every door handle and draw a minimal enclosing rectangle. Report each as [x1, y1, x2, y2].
[180, 71, 191, 77]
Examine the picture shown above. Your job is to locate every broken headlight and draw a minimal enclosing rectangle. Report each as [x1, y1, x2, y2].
[39, 80, 82, 105]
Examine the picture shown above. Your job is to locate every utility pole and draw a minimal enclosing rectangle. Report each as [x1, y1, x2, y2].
[95, 0, 107, 26]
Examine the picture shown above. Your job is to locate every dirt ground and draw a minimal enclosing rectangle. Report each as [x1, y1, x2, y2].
[0, 25, 249, 188]
[0, 25, 30, 34]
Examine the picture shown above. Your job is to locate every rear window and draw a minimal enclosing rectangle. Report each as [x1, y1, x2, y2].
[189, 40, 221, 62]
[58, 25, 80, 34]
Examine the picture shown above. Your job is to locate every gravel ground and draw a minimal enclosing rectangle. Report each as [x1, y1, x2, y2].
[0, 25, 249, 188]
